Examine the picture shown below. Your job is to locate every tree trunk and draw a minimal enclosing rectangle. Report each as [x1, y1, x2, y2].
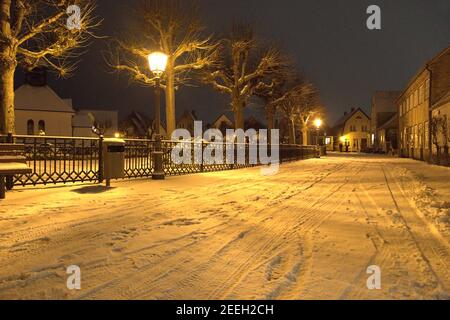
[266, 106, 276, 144]
[164, 62, 176, 138]
[266, 105, 275, 131]
[289, 118, 296, 144]
[302, 128, 308, 145]
[0, 61, 16, 134]
[0, 0, 15, 135]
[233, 97, 244, 130]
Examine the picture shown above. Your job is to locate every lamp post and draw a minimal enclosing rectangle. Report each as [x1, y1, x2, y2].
[148, 52, 168, 180]
[314, 118, 323, 158]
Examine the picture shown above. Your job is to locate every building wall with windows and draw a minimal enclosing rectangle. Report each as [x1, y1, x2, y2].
[15, 110, 74, 137]
[398, 45, 450, 163]
[370, 91, 401, 152]
[14, 84, 75, 137]
[398, 70, 430, 161]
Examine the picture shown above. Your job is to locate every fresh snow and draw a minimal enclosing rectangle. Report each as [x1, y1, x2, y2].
[0, 153, 449, 300]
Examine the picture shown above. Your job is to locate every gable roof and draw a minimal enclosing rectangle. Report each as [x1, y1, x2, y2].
[177, 110, 198, 123]
[15, 84, 75, 113]
[212, 113, 233, 127]
[333, 108, 371, 130]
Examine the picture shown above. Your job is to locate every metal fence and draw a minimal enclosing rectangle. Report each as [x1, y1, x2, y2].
[1, 134, 319, 187]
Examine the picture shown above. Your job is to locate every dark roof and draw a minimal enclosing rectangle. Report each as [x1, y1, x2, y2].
[397, 45, 450, 103]
[378, 114, 398, 130]
[432, 91, 450, 110]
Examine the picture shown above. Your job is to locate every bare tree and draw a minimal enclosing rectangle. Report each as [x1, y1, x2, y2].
[295, 82, 323, 145]
[0, 0, 98, 134]
[431, 114, 449, 163]
[106, 0, 217, 137]
[255, 69, 290, 134]
[204, 24, 287, 130]
[273, 75, 323, 145]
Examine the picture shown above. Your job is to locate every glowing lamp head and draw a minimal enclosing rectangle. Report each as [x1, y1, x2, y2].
[340, 136, 346, 143]
[148, 52, 168, 77]
[314, 118, 323, 129]
[114, 132, 121, 138]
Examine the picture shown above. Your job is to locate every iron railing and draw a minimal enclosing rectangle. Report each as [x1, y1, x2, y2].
[1, 134, 319, 187]
[2, 135, 101, 186]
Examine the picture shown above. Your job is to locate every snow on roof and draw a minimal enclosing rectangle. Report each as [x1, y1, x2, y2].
[14, 84, 75, 113]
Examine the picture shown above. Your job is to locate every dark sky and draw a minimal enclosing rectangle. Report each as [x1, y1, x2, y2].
[16, 0, 450, 126]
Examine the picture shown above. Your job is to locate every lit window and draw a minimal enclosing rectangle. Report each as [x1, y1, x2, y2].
[38, 120, 45, 133]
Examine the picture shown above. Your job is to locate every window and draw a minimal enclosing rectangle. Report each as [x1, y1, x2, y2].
[418, 123, 423, 148]
[414, 125, 418, 147]
[27, 120, 34, 135]
[38, 120, 46, 134]
[419, 84, 424, 103]
[425, 79, 430, 100]
[414, 90, 419, 107]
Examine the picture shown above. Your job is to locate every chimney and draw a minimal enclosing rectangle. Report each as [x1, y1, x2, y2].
[351, 107, 355, 112]
[25, 67, 47, 87]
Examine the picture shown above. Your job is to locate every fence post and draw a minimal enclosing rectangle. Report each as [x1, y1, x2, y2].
[5, 133, 14, 190]
[200, 141, 204, 173]
[98, 135, 104, 183]
[152, 135, 165, 180]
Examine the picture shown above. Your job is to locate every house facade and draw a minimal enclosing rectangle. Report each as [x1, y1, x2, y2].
[333, 108, 371, 152]
[14, 70, 118, 138]
[376, 114, 398, 154]
[370, 91, 401, 152]
[398, 45, 450, 162]
[176, 110, 198, 136]
[15, 84, 75, 137]
[210, 114, 234, 135]
[120, 110, 167, 139]
[72, 109, 118, 138]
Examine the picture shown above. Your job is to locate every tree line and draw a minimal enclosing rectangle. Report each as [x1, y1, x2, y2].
[0, 0, 324, 144]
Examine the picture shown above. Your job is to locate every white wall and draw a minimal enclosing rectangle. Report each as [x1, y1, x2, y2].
[15, 110, 74, 136]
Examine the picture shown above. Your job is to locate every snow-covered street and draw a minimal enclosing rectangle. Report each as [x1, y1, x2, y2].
[1, 153, 450, 300]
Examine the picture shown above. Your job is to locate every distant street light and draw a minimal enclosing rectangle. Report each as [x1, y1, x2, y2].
[314, 118, 323, 146]
[314, 118, 323, 130]
[314, 118, 323, 158]
[148, 52, 168, 180]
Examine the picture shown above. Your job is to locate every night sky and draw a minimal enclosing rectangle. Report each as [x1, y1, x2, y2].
[16, 0, 450, 126]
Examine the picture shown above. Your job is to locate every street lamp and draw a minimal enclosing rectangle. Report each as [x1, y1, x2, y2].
[314, 118, 323, 146]
[148, 52, 168, 136]
[148, 51, 168, 180]
[314, 118, 323, 158]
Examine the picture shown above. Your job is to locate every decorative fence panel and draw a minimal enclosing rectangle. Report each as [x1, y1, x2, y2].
[4, 135, 101, 186]
[1, 134, 319, 187]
